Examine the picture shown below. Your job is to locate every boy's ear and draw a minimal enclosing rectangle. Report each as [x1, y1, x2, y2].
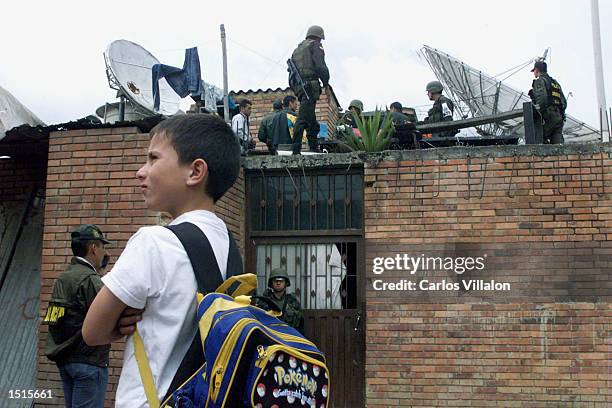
[186, 158, 208, 186]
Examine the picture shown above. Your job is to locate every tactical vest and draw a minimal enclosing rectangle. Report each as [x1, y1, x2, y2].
[544, 74, 565, 112]
[427, 95, 454, 123]
[291, 39, 317, 80]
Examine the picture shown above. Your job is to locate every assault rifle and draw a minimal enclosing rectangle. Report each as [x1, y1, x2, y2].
[287, 58, 310, 101]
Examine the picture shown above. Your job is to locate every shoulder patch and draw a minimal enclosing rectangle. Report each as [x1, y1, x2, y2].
[442, 102, 452, 117]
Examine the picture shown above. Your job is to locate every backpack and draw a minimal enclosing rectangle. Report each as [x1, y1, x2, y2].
[133, 222, 330, 408]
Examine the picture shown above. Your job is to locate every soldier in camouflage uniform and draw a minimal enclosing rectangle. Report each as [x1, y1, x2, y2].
[335, 99, 362, 138]
[289, 25, 330, 154]
[529, 61, 566, 144]
[261, 268, 304, 333]
[424, 80, 454, 123]
[44, 225, 111, 408]
[423, 80, 458, 138]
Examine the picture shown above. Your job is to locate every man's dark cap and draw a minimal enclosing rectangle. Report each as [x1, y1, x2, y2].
[71, 224, 110, 244]
[531, 61, 547, 72]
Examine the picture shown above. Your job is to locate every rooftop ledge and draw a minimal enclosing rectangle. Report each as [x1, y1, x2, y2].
[243, 142, 612, 171]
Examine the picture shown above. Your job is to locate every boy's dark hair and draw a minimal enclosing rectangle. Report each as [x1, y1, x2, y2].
[71, 240, 100, 258]
[390, 102, 402, 111]
[239, 99, 252, 109]
[283, 95, 297, 107]
[151, 114, 241, 203]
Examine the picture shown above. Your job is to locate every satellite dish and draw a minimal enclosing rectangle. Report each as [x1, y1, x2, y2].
[104, 39, 181, 116]
[420, 45, 600, 143]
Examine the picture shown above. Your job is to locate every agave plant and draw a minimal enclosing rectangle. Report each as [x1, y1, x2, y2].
[343, 108, 394, 152]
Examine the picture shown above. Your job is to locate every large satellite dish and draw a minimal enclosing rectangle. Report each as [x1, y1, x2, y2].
[420, 45, 600, 143]
[104, 40, 181, 116]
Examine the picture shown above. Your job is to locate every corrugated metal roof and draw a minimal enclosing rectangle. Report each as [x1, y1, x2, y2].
[0, 85, 45, 142]
[230, 86, 341, 109]
[0, 199, 43, 408]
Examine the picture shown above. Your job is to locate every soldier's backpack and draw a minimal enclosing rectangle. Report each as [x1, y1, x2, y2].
[133, 222, 330, 408]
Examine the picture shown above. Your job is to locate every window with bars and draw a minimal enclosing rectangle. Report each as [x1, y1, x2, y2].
[256, 242, 358, 310]
[248, 171, 363, 232]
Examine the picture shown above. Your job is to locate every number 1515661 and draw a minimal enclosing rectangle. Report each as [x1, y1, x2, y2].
[8, 390, 52, 399]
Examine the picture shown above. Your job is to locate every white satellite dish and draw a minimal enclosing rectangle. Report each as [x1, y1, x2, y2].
[104, 39, 181, 117]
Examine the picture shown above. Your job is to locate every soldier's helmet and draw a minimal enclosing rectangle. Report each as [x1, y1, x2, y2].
[306, 25, 325, 40]
[268, 267, 291, 287]
[348, 99, 364, 112]
[426, 80, 444, 93]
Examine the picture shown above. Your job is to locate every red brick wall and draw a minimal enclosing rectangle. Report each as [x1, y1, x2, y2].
[364, 146, 612, 406]
[36, 126, 245, 406]
[231, 87, 340, 150]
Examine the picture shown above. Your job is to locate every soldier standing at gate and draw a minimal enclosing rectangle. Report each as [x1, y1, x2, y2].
[288, 25, 330, 154]
[260, 268, 304, 334]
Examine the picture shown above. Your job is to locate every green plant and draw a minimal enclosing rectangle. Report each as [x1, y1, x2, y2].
[343, 108, 394, 152]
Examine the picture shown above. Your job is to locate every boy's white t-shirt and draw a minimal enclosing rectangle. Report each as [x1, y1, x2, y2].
[102, 210, 229, 408]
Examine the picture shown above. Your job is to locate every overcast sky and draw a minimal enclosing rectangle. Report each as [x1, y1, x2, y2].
[1, 0, 610, 128]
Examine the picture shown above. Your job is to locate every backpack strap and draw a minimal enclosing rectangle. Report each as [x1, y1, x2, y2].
[167, 222, 225, 293]
[161, 222, 242, 405]
[226, 229, 243, 278]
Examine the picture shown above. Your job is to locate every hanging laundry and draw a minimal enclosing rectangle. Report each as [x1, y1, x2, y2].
[152, 47, 202, 111]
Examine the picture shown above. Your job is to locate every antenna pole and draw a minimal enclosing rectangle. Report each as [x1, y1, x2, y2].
[590, 0, 610, 142]
[221, 24, 230, 124]
[119, 95, 125, 122]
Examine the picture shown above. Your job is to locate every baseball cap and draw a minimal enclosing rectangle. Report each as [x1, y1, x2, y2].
[71, 224, 110, 244]
[531, 61, 547, 72]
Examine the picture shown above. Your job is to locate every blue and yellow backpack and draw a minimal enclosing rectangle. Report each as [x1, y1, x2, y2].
[133, 222, 330, 408]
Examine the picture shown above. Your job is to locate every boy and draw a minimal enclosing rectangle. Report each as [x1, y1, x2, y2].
[82, 114, 241, 407]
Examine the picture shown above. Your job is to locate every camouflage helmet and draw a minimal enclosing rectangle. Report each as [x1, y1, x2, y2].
[426, 80, 444, 93]
[268, 267, 291, 287]
[306, 25, 325, 40]
[348, 99, 364, 112]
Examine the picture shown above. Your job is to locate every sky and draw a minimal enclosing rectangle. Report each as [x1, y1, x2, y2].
[1, 0, 610, 129]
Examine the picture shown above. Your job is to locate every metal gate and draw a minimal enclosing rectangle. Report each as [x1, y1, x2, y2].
[246, 168, 365, 407]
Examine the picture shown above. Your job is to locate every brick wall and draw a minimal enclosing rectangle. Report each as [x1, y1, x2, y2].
[364, 145, 612, 407]
[36, 126, 245, 406]
[230, 87, 341, 150]
[0, 154, 47, 203]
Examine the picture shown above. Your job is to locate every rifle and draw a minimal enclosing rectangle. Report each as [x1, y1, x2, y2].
[287, 58, 310, 101]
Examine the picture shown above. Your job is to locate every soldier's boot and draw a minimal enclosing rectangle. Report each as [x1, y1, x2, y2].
[307, 134, 320, 152]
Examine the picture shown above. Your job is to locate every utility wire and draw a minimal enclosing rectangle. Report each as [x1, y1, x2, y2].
[227, 38, 285, 67]
[257, 25, 310, 88]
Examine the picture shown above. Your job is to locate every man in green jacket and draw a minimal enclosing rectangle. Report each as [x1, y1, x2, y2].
[44, 225, 111, 408]
[258, 99, 283, 154]
[529, 61, 567, 144]
[289, 25, 330, 154]
[389, 101, 415, 124]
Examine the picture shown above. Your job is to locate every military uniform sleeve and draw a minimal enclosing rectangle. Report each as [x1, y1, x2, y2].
[532, 78, 549, 109]
[311, 44, 330, 88]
